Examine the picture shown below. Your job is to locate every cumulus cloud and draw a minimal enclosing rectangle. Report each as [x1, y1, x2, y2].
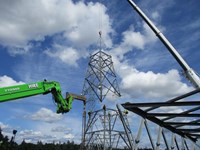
[18, 129, 58, 143]
[30, 113, 83, 143]
[110, 57, 193, 100]
[0, 75, 24, 87]
[28, 107, 62, 123]
[63, 1, 113, 48]
[0, 122, 11, 132]
[51, 126, 71, 133]
[121, 69, 193, 98]
[0, 0, 112, 55]
[19, 130, 43, 139]
[63, 133, 74, 139]
[122, 23, 157, 50]
[111, 23, 157, 60]
[7, 44, 32, 56]
[0, 122, 16, 139]
[0, 121, 79, 144]
[44, 44, 88, 67]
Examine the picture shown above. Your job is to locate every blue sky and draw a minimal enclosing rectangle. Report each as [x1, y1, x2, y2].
[0, 0, 200, 147]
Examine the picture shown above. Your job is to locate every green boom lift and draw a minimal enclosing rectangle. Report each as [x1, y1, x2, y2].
[0, 80, 86, 113]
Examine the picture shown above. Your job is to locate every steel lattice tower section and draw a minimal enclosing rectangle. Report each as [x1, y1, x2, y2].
[82, 49, 121, 110]
[81, 32, 134, 150]
[82, 32, 121, 111]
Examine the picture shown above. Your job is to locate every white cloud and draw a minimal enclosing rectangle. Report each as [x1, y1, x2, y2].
[63, 2, 113, 48]
[51, 126, 71, 133]
[157, 106, 184, 114]
[0, 119, 80, 144]
[0, 75, 24, 87]
[28, 107, 62, 123]
[44, 44, 86, 67]
[7, 44, 32, 56]
[111, 57, 193, 99]
[18, 129, 58, 143]
[151, 11, 160, 20]
[19, 130, 43, 139]
[122, 70, 193, 99]
[0, 0, 113, 54]
[33, 113, 83, 143]
[0, 122, 10, 130]
[0, 122, 17, 140]
[122, 69, 189, 98]
[122, 29, 145, 49]
[63, 133, 74, 139]
[111, 23, 157, 60]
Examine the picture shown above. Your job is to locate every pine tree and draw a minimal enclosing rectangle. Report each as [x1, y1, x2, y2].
[0, 127, 10, 150]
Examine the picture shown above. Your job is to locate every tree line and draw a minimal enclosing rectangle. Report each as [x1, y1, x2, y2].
[0, 128, 80, 150]
[0, 128, 152, 150]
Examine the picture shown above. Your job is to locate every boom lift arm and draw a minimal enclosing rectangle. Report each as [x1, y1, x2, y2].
[0, 80, 86, 113]
[127, 0, 200, 88]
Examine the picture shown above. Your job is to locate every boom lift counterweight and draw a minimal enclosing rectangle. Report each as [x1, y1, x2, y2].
[0, 80, 86, 113]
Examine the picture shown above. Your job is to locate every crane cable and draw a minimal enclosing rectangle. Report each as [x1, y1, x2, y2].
[98, 0, 103, 50]
[98, 0, 103, 36]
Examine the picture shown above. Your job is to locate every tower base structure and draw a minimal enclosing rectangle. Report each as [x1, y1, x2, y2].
[81, 105, 134, 150]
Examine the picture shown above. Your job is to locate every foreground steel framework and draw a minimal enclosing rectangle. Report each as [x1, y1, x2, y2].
[122, 88, 200, 149]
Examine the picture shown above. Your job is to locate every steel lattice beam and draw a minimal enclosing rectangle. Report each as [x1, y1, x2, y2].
[124, 101, 200, 107]
[121, 104, 198, 143]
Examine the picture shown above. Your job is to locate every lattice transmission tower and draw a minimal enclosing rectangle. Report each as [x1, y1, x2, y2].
[81, 32, 134, 150]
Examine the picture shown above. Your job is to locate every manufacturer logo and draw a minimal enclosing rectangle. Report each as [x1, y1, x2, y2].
[28, 83, 38, 89]
[5, 87, 20, 92]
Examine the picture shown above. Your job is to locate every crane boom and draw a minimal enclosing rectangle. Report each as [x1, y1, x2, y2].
[0, 80, 86, 113]
[127, 0, 200, 88]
